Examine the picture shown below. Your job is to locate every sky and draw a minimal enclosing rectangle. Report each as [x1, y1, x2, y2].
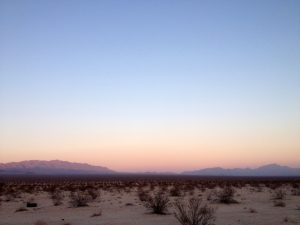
[0, 0, 300, 172]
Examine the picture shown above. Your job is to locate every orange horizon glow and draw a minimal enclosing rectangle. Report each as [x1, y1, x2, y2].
[1, 119, 299, 172]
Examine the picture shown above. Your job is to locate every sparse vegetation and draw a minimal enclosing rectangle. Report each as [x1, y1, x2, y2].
[138, 188, 149, 202]
[87, 188, 100, 201]
[69, 191, 92, 207]
[291, 188, 300, 196]
[144, 191, 170, 214]
[0, 175, 299, 224]
[273, 189, 286, 200]
[174, 198, 215, 225]
[50, 190, 64, 206]
[217, 186, 238, 204]
[170, 185, 182, 197]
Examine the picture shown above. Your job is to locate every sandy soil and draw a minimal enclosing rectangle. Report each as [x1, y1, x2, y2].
[0, 187, 299, 225]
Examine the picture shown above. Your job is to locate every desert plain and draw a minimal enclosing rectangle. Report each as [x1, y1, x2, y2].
[0, 176, 299, 225]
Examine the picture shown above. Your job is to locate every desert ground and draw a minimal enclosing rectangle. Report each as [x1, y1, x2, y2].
[0, 176, 299, 225]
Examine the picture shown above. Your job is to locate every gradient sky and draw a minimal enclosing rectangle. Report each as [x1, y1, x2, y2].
[0, 0, 300, 172]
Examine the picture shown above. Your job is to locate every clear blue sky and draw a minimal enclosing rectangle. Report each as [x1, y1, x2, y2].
[0, 0, 299, 171]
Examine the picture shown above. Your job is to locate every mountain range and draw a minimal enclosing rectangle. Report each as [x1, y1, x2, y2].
[0, 160, 115, 175]
[0, 160, 299, 176]
[183, 164, 300, 176]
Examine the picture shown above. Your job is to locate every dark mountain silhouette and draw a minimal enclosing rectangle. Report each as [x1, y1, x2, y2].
[182, 164, 300, 176]
[0, 160, 115, 175]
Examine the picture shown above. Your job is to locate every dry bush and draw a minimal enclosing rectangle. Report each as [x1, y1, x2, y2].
[174, 198, 215, 225]
[144, 191, 170, 214]
[87, 188, 100, 200]
[206, 190, 218, 202]
[170, 186, 182, 197]
[69, 191, 92, 207]
[137, 188, 149, 202]
[4, 193, 15, 202]
[254, 186, 263, 192]
[273, 189, 286, 200]
[50, 190, 64, 206]
[291, 188, 300, 196]
[216, 186, 238, 204]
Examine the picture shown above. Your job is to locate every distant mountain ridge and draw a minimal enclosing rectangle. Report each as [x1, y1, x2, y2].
[0, 160, 299, 176]
[183, 164, 300, 176]
[0, 160, 115, 175]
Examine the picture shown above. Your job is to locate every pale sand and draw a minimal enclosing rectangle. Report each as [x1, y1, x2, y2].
[1, 187, 299, 225]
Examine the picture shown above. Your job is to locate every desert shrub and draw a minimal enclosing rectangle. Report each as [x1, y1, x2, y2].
[50, 190, 64, 206]
[188, 190, 194, 196]
[217, 186, 237, 204]
[273, 200, 286, 207]
[255, 186, 263, 192]
[144, 191, 170, 214]
[87, 188, 100, 200]
[138, 188, 149, 202]
[206, 190, 218, 202]
[174, 198, 215, 225]
[170, 186, 182, 197]
[291, 188, 300, 196]
[69, 191, 92, 207]
[273, 189, 286, 200]
[4, 194, 15, 202]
